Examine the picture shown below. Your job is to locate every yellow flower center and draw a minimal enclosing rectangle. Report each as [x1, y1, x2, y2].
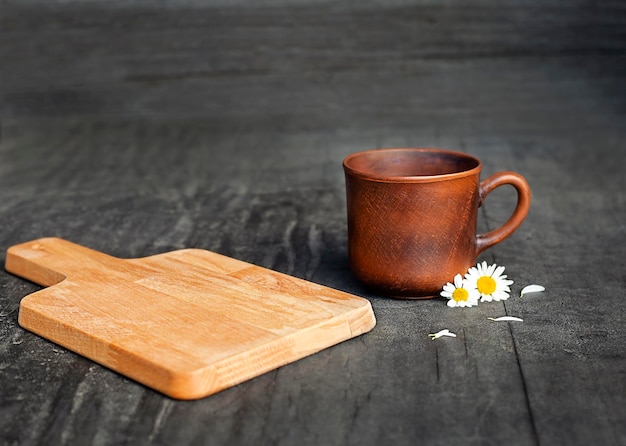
[477, 276, 497, 295]
[452, 287, 469, 302]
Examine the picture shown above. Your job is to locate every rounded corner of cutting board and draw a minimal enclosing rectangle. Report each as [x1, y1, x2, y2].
[365, 306, 377, 331]
[157, 369, 221, 401]
[352, 300, 377, 334]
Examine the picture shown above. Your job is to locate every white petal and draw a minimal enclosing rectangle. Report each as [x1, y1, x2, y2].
[429, 329, 457, 339]
[492, 291, 510, 301]
[442, 282, 455, 293]
[494, 265, 506, 278]
[447, 299, 456, 307]
[461, 278, 475, 288]
[487, 263, 497, 276]
[520, 284, 545, 297]
[464, 275, 478, 287]
[488, 316, 524, 322]
[477, 261, 488, 275]
[453, 273, 464, 288]
[465, 267, 478, 278]
[468, 289, 480, 301]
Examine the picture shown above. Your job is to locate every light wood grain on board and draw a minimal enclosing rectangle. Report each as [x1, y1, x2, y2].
[6, 237, 376, 400]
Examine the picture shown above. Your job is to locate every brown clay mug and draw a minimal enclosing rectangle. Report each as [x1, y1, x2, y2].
[343, 148, 531, 299]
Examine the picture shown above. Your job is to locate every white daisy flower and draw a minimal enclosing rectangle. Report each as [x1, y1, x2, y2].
[440, 273, 480, 308]
[464, 261, 514, 302]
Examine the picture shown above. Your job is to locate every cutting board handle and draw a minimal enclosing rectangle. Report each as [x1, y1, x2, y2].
[6, 237, 116, 287]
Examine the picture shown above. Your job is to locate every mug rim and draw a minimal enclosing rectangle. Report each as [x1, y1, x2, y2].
[343, 147, 482, 183]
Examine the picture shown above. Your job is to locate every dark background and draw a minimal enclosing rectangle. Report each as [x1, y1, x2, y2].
[1, 1, 625, 445]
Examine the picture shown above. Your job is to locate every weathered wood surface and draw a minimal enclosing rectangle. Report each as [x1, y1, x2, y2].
[1, 1, 625, 445]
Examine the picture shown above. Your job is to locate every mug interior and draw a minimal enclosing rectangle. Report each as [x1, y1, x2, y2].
[344, 148, 480, 180]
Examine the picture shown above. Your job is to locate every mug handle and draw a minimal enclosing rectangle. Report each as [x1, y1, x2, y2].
[476, 171, 531, 256]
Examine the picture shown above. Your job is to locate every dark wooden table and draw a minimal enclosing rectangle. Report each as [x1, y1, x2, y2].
[1, 1, 625, 445]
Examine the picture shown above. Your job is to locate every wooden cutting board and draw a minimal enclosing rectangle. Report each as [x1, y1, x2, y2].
[6, 237, 376, 400]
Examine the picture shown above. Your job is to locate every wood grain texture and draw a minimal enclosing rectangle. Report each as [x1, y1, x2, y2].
[6, 237, 375, 399]
[0, 0, 625, 445]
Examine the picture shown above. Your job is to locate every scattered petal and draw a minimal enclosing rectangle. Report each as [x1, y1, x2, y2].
[488, 316, 524, 322]
[520, 284, 545, 298]
[428, 329, 457, 340]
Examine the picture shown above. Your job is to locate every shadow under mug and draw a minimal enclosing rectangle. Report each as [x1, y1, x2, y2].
[343, 148, 531, 299]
